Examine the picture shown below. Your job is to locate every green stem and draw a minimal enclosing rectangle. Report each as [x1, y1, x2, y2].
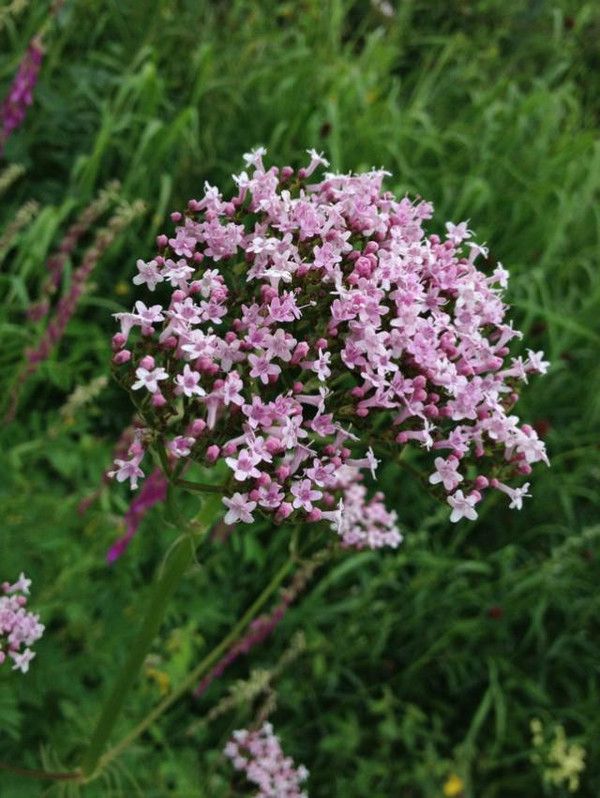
[80, 496, 223, 778]
[175, 478, 226, 494]
[0, 762, 82, 782]
[96, 557, 293, 773]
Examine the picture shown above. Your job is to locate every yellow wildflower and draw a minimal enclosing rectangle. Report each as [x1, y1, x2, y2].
[114, 280, 130, 296]
[443, 773, 464, 797]
[145, 666, 171, 696]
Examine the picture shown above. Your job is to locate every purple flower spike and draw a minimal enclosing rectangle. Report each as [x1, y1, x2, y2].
[0, 38, 44, 154]
[106, 468, 168, 564]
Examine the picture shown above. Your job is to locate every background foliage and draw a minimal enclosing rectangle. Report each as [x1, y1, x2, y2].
[1, 1, 599, 795]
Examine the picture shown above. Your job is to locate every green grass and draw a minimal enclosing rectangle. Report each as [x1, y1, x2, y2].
[1, 1, 600, 796]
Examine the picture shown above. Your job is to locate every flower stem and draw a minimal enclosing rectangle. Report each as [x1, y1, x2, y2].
[175, 478, 226, 494]
[80, 495, 223, 779]
[0, 762, 82, 782]
[96, 557, 293, 773]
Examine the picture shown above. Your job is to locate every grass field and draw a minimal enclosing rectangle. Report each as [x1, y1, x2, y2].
[1, 1, 600, 796]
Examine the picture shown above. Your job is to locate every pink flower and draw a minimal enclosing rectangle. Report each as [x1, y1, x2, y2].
[428, 457, 463, 492]
[1, 575, 44, 674]
[6, 573, 31, 595]
[132, 365, 168, 394]
[445, 220, 472, 244]
[334, 482, 402, 549]
[447, 490, 479, 523]
[222, 372, 245, 406]
[496, 481, 531, 510]
[290, 479, 322, 512]
[311, 349, 332, 381]
[108, 456, 144, 490]
[224, 723, 308, 798]
[268, 292, 301, 323]
[133, 259, 164, 291]
[225, 449, 262, 481]
[169, 436, 195, 458]
[526, 349, 550, 375]
[346, 447, 379, 479]
[223, 492, 257, 525]
[111, 149, 548, 534]
[265, 329, 297, 361]
[248, 353, 281, 384]
[176, 365, 205, 398]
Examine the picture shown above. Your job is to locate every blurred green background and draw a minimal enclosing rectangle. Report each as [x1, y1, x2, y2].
[1, 1, 599, 796]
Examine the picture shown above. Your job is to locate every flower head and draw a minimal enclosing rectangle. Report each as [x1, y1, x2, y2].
[110, 150, 547, 536]
[0, 574, 44, 674]
[224, 723, 308, 798]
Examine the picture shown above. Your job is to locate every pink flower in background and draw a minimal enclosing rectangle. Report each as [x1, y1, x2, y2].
[0, 574, 44, 673]
[333, 481, 402, 549]
[0, 38, 44, 154]
[6, 200, 145, 423]
[224, 723, 309, 798]
[106, 468, 168, 564]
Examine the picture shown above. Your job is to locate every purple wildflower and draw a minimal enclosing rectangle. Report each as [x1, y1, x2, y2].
[0, 38, 44, 155]
[106, 468, 168, 564]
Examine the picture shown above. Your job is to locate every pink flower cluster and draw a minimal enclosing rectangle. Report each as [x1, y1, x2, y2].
[224, 723, 309, 798]
[0, 573, 44, 674]
[0, 38, 43, 154]
[111, 148, 547, 536]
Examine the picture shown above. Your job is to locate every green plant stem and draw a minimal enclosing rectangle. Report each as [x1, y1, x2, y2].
[175, 478, 226, 494]
[80, 496, 222, 778]
[96, 557, 294, 773]
[0, 762, 82, 782]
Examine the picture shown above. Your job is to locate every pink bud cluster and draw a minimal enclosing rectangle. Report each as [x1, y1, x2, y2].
[0, 38, 43, 154]
[111, 148, 548, 536]
[0, 573, 44, 674]
[224, 723, 308, 798]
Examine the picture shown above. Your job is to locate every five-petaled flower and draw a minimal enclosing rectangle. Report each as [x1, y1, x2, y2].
[223, 492, 258, 525]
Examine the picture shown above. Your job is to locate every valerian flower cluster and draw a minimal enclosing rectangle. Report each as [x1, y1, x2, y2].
[224, 723, 309, 798]
[0, 573, 44, 674]
[110, 148, 548, 543]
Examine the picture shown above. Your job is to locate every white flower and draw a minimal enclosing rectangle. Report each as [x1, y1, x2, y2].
[447, 490, 478, 523]
[222, 492, 257, 525]
[131, 366, 168, 394]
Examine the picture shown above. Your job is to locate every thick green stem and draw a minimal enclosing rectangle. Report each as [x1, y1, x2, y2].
[96, 557, 293, 772]
[80, 496, 222, 778]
